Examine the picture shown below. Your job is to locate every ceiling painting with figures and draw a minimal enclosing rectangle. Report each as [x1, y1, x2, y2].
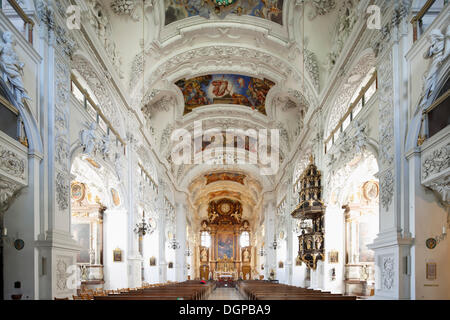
[164, 0, 284, 25]
[175, 74, 275, 115]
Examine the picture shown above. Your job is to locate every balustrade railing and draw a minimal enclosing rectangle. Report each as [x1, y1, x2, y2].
[71, 75, 126, 155]
[411, 0, 449, 42]
[0, 0, 34, 44]
[324, 72, 377, 154]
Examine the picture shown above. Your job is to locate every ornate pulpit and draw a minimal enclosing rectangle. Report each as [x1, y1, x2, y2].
[291, 155, 325, 270]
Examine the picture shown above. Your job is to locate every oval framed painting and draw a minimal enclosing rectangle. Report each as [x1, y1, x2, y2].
[426, 238, 437, 249]
[71, 182, 85, 201]
[14, 239, 25, 250]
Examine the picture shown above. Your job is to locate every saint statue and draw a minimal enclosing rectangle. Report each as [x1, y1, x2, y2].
[201, 248, 208, 262]
[243, 248, 250, 263]
[417, 27, 450, 113]
[80, 123, 97, 155]
[0, 31, 30, 105]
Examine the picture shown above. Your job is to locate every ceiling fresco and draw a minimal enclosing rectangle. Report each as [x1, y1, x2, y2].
[175, 74, 275, 115]
[205, 172, 246, 185]
[164, 0, 284, 25]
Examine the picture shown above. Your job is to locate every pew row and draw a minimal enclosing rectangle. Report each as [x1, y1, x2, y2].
[237, 281, 357, 301]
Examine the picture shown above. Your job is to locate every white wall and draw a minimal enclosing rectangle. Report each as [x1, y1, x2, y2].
[103, 209, 128, 290]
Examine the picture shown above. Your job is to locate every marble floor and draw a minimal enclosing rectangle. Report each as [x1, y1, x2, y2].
[207, 287, 244, 300]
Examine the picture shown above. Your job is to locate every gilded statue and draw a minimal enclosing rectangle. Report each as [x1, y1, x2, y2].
[201, 248, 208, 263]
[243, 248, 250, 263]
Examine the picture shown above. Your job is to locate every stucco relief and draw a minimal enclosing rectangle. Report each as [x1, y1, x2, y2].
[305, 0, 336, 20]
[86, 0, 124, 78]
[72, 56, 123, 133]
[56, 255, 74, 292]
[0, 147, 26, 181]
[325, 53, 376, 139]
[379, 169, 394, 211]
[422, 143, 450, 180]
[382, 256, 394, 290]
[378, 53, 394, 170]
[326, 0, 358, 70]
[326, 121, 369, 171]
[422, 142, 450, 206]
[0, 178, 23, 213]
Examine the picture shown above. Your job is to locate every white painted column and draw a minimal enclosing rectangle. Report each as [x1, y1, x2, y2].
[175, 196, 187, 282]
[264, 197, 276, 280]
[368, 2, 413, 300]
[156, 181, 167, 284]
[126, 134, 142, 289]
[33, 4, 79, 300]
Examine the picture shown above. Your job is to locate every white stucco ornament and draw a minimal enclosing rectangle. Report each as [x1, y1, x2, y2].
[80, 122, 98, 156]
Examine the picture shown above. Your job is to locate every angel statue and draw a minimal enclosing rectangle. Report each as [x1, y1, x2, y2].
[99, 134, 111, 160]
[80, 122, 97, 155]
[0, 31, 31, 105]
[417, 26, 450, 113]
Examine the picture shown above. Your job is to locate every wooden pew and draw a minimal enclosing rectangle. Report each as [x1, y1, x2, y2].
[93, 281, 215, 301]
[237, 281, 357, 301]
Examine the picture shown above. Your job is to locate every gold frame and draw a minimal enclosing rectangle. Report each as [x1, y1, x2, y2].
[328, 251, 339, 264]
[426, 262, 437, 280]
[113, 248, 122, 262]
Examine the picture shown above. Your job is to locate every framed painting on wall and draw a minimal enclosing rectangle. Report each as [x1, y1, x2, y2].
[426, 262, 437, 280]
[113, 248, 122, 262]
[217, 232, 234, 259]
[328, 250, 339, 264]
[73, 223, 90, 263]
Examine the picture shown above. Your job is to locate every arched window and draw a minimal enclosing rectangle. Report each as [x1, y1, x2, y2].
[240, 231, 250, 248]
[201, 231, 211, 248]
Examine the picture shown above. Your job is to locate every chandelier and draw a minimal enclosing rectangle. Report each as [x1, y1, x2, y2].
[185, 243, 192, 256]
[168, 234, 180, 250]
[259, 246, 266, 257]
[270, 234, 278, 250]
[134, 211, 151, 237]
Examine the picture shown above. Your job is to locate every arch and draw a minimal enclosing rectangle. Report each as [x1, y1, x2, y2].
[133, 41, 319, 115]
[69, 143, 127, 210]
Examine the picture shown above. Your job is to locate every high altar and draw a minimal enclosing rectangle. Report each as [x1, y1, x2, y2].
[198, 198, 252, 281]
